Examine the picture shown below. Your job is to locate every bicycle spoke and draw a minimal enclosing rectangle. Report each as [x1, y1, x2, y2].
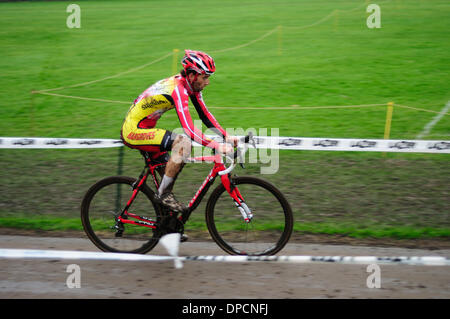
[207, 177, 293, 255]
[81, 176, 160, 254]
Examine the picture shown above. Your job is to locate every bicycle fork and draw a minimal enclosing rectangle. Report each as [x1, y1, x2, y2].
[221, 173, 253, 223]
[235, 201, 253, 223]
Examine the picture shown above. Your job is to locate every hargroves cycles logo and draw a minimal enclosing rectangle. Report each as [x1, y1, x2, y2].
[127, 132, 156, 140]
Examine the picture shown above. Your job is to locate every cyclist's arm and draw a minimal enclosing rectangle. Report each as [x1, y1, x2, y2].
[172, 85, 220, 149]
[191, 92, 228, 140]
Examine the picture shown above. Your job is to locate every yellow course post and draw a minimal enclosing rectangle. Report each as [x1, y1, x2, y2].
[172, 48, 180, 75]
[334, 10, 339, 33]
[277, 25, 282, 56]
[384, 102, 394, 139]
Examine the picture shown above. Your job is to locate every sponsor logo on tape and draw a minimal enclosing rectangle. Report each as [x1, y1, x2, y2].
[79, 140, 102, 145]
[389, 141, 416, 150]
[428, 141, 450, 150]
[253, 137, 266, 145]
[13, 138, 35, 146]
[278, 138, 302, 147]
[313, 139, 339, 147]
[351, 140, 378, 148]
[46, 139, 69, 146]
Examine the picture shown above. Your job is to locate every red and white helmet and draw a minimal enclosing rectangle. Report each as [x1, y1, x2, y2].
[181, 50, 216, 75]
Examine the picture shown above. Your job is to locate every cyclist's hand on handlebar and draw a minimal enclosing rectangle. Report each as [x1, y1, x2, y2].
[225, 136, 239, 147]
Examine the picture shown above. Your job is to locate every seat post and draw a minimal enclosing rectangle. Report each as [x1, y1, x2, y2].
[140, 150, 152, 165]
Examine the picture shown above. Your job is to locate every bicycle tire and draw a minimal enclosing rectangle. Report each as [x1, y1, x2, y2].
[205, 176, 293, 256]
[81, 176, 162, 254]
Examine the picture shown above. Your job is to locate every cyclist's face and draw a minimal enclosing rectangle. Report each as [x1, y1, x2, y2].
[189, 74, 210, 92]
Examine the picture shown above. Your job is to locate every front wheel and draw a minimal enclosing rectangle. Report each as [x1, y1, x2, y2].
[205, 176, 293, 255]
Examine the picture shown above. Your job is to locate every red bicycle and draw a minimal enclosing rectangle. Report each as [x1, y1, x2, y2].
[81, 134, 293, 256]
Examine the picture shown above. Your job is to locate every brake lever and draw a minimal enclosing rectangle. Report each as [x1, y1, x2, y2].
[235, 146, 245, 169]
[238, 133, 256, 169]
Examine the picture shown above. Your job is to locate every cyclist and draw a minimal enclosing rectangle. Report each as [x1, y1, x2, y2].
[121, 49, 238, 215]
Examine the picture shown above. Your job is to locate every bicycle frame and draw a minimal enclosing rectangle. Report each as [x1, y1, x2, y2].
[116, 148, 252, 232]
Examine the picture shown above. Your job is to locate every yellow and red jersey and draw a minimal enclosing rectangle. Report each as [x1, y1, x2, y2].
[121, 74, 226, 150]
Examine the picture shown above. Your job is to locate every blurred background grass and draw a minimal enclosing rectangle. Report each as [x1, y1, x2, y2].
[0, 0, 448, 239]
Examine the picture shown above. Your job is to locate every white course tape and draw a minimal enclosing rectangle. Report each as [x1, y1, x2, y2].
[214, 136, 450, 154]
[183, 255, 450, 266]
[1, 136, 449, 153]
[0, 137, 123, 149]
[0, 248, 173, 262]
[0, 249, 448, 267]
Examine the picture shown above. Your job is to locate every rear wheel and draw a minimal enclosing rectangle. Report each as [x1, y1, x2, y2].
[205, 176, 293, 255]
[81, 176, 162, 254]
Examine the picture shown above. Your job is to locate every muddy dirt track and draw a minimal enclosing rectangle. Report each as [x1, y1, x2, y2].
[0, 233, 449, 300]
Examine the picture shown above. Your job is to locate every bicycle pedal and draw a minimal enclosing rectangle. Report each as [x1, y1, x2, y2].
[113, 223, 124, 237]
[114, 226, 124, 237]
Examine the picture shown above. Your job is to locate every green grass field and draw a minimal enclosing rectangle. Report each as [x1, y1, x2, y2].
[0, 0, 449, 240]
